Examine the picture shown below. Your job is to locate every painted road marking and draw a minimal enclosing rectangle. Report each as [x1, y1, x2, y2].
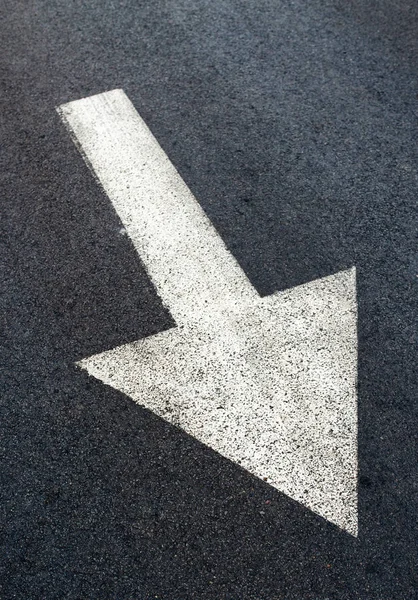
[58, 89, 358, 536]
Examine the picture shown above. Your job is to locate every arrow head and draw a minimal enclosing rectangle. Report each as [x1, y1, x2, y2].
[79, 268, 357, 535]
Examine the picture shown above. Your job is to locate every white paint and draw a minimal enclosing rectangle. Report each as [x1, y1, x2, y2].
[58, 90, 358, 536]
[59, 90, 257, 326]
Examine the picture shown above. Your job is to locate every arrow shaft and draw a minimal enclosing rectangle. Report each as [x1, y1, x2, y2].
[58, 89, 258, 325]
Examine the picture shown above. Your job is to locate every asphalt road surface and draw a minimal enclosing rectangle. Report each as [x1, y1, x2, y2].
[1, 1, 417, 598]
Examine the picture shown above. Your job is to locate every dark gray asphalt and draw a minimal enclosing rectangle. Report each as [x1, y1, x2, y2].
[1, 1, 417, 598]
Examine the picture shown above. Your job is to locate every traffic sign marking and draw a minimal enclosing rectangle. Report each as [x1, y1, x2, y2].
[58, 89, 358, 535]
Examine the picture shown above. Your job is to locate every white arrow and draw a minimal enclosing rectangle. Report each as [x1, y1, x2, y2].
[58, 89, 358, 536]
